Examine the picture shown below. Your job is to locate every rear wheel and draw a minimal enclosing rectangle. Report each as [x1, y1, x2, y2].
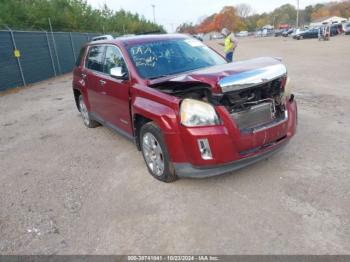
[79, 95, 99, 128]
[140, 122, 177, 183]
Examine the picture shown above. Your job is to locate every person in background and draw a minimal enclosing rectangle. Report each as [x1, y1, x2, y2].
[221, 28, 238, 62]
[325, 25, 331, 40]
[318, 26, 322, 41]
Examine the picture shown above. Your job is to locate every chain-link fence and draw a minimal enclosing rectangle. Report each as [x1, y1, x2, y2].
[0, 29, 99, 91]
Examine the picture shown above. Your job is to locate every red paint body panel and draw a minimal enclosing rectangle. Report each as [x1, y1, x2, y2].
[101, 75, 132, 133]
[72, 34, 297, 175]
[165, 99, 297, 166]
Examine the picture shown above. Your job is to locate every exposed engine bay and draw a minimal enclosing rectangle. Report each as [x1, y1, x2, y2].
[151, 77, 286, 130]
[150, 81, 213, 101]
[220, 77, 287, 130]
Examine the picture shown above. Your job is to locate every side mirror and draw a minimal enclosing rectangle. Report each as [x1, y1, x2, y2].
[110, 66, 128, 80]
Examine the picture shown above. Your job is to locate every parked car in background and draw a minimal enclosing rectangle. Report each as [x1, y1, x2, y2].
[256, 28, 274, 37]
[274, 29, 285, 37]
[291, 28, 306, 37]
[262, 28, 274, 37]
[345, 23, 350, 35]
[192, 34, 203, 41]
[236, 31, 249, 37]
[282, 28, 294, 37]
[293, 28, 317, 40]
[72, 34, 297, 182]
[122, 34, 136, 38]
[330, 23, 343, 36]
[212, 34, 224, 39]
[92, 35, 114, 41]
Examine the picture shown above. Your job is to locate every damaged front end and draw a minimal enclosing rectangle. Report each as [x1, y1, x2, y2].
[150, 58, 291, 132]
[217, 63, 289, 132]
[147, 57, 297, 176]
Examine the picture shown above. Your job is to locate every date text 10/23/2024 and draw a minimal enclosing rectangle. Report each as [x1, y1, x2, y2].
[127, 255, 220, 261]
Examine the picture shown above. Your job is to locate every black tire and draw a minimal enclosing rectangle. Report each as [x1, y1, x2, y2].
[78, 95, 99, 128]
[140, 122, 177, 183]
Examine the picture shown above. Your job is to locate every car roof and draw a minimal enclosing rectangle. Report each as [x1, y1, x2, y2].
[86, 34, 189, 47]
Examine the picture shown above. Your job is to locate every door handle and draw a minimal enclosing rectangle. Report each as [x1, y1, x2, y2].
[99, 79, 106, 86]
[80, 73, 87, 79]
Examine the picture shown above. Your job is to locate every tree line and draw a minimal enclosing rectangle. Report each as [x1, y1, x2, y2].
[0, 0, 165, 34]
[177, 1, 350, 34]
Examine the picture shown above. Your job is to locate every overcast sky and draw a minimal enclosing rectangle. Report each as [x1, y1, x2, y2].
[87, 0, 328, 32]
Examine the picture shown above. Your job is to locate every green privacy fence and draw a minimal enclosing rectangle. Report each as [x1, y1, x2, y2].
[0, 29, 99, 91]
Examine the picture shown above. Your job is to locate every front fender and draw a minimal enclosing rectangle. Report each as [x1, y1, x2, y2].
[132, 96, 190, 162]
[132, 96, 179, 134]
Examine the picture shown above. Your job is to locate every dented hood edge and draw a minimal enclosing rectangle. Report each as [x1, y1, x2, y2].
[148, 57, 286, 93]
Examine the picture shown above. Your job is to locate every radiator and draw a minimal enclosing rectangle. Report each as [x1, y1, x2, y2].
[231, 102, 274, 129]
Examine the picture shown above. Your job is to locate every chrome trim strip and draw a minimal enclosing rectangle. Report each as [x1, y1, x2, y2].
[218, 64, 287, 93]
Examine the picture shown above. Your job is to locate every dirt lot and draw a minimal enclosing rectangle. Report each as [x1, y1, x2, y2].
[1, 36, 350, 255]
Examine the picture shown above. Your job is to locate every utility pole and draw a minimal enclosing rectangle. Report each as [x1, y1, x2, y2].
[151, 4, 156, 24]
[296, 0, 300, 28]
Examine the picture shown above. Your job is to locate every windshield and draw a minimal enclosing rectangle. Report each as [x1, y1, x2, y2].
[127, 38, 227, 79]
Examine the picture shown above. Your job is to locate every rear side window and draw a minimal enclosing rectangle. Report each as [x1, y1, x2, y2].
[75, 47, 86, 67]
[86, 45, 105, 72]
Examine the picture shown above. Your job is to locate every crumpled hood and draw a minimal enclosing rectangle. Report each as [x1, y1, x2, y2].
[149, 57, 286, 93]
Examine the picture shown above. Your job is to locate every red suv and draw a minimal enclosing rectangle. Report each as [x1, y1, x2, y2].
[73, 34, 297, 182]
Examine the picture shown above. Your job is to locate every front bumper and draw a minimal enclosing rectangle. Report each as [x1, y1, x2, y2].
[164, 98, 297, 178]
[174, 138, 289, 178]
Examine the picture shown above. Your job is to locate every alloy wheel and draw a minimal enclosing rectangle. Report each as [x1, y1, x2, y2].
[142, 132, 165, 176]
[79, 97, 90, 126]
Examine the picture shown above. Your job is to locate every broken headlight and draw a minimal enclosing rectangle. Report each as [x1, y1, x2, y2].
[180, 99, 220, 127]
[283, 77, 292, 101]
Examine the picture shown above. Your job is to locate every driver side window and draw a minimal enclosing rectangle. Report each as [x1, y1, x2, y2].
[103, 46, 128, 77]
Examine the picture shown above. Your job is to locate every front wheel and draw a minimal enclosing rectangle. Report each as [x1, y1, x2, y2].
[79, 95, 99, 128]
[140, 122, 177, 183]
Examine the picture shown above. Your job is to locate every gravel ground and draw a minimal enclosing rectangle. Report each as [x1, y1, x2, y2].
[0, 36, 350, 255]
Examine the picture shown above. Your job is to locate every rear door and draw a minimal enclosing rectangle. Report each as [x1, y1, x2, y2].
[99, 45, 133, 135]
[84, 45, 106, 117]
[73, 47, 86, 90]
